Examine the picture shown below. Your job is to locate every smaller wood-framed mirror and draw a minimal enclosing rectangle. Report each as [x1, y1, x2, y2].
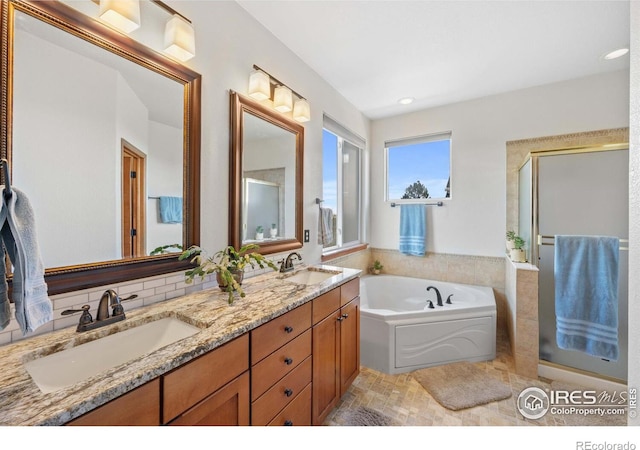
[230, 91, 303, 255]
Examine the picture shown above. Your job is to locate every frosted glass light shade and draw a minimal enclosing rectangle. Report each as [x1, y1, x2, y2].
[273, 86, 293, 112]
[164, 15, 196, 62]
[248, 70, 270, 101]
[99, 0, 141, 33]
[293, 98, 310, 122]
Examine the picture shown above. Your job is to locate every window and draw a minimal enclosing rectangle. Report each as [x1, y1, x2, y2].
[385, 131, 451, 202]
[322, 116, 364, 251]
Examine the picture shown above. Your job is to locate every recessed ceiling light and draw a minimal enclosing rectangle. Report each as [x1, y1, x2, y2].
[398, 97, 414, 105]
[604, 48, 629, 60]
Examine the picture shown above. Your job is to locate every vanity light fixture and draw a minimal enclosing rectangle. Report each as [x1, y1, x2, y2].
[248, 70, 271, 100]
[163, 14, 196, 62]
[97, 0, 196, 62]
[98, 0, 141, 34]
[273, 85, 293, 112]
[293, 98, 311, 123]
[249, 64, 310, 122]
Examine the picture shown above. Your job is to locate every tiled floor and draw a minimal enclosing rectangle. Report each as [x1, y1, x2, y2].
[324, 329, 625, 427]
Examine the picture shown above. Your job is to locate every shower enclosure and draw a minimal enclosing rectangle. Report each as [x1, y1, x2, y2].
[519, 145, 629, 383]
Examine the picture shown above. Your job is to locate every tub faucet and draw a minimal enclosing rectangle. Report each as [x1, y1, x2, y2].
[426, 286, 443, 307]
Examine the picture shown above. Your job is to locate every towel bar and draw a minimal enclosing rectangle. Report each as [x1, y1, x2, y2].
[390, 201, 443, 207]
[538, 235, 628, 251]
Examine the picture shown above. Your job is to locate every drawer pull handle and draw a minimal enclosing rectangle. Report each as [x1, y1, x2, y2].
[337, 316, 344, 322]
[342, 313, 349, 319]
[284, 357, 293, 365]
[284, 420, 293, 426]
[284, 326, 294, 333]
[284, 388, 294, 397]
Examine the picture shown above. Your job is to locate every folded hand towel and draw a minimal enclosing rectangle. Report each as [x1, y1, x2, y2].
[399, 204, 426, 256]
[0, 186, 53, 335]
[159, 196, 183, 224]
[318, 207, 334, 246]
[554, 235, 619, 360]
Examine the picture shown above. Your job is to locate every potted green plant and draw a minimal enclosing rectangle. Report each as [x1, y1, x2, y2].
[270, 223, 278, 238]
[369, 259, 384, 275]
[179, 243, 278, 304]
[506, 230, 516, 251]
[509, 236, 526, 262]
[255, 226, 264, 240]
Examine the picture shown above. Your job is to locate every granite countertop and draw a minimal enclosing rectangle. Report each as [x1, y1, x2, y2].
[0, 264, 361, 426]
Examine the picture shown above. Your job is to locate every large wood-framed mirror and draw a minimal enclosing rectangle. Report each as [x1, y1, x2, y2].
[1, 0, 201, 295]
[230, 91, 303, 255]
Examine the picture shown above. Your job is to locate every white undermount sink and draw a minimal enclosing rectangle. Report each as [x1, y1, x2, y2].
[24, 317, 201, 394]
[282, 268, 341, 285]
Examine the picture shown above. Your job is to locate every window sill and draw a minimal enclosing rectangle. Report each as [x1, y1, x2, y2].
[321, 243, 369, 263]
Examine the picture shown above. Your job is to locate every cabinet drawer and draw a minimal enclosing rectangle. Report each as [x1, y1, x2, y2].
[267, 383, 312, 426]
[251, 329, 311, 400]
[163, 333, 249, 423]
[66, 378, 160, 426]
[312, 288, 340, 325]
[251, 356, 311, 425]
[340, 278, 360, 307]
[168, 372, 250, 426]
[251, 302, 311, 363]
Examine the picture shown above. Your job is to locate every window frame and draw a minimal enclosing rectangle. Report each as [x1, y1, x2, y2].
[384, 131, 452, 204]
[321, 119, 364, 255]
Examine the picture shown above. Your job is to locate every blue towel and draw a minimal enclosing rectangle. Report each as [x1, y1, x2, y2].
[398, 204, 426, 256]
[0, 187, 53, 334]
[159, 196, 183, 224]
[554, 235, 619, 360]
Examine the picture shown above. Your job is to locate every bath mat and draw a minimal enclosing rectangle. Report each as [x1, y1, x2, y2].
[412, 361, 512, 411]
[342, 406, 396, 426]
[550, 381, 627, 426]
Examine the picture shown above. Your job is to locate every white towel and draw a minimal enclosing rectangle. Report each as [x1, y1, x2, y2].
[318, 207, 334, 246]
[0, 186, 52, 334]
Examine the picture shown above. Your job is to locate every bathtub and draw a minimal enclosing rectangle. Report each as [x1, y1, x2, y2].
[360, 275, 496, 374]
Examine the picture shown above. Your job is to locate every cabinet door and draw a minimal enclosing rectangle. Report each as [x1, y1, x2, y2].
[66, 378, 160, 426]
[168, 372, 250, 426]
[311, 310, 340, 425]
[340, 297, 360, 396]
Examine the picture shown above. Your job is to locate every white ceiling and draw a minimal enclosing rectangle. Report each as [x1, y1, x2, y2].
[237, 0, 630, 120]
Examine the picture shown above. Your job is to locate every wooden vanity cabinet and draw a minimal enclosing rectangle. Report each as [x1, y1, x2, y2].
[311, 278, 360, 425]
[66, 378, 161, 426]
[250, 302, 312, 426]
[163, 333, 250, 425]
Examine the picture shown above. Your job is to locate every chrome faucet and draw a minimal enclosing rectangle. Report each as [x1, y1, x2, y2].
[426, 286, 443, 307]
[279, 252, 302, 273]
[62, 289, 138, 332]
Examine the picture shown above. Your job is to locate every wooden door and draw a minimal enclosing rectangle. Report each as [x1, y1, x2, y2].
[311, 310, 340, 425]
[121, 141, 146, 258]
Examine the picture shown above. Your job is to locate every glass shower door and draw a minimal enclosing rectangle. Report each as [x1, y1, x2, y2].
[537, 149, 628, 382]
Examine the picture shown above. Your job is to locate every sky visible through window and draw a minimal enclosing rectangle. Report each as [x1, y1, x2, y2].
[387, 139, 450, 200]
[322, 129, 338, 212]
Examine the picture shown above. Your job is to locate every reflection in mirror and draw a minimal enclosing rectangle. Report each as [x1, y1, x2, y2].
[230, 92, 303, 255]
[1, 1, 201, 295]
[13, 10, 183, 268]
[242, 113, 296, 244]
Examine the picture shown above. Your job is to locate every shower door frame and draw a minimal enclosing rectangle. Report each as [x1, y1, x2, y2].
[526, 142, 629, 383]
